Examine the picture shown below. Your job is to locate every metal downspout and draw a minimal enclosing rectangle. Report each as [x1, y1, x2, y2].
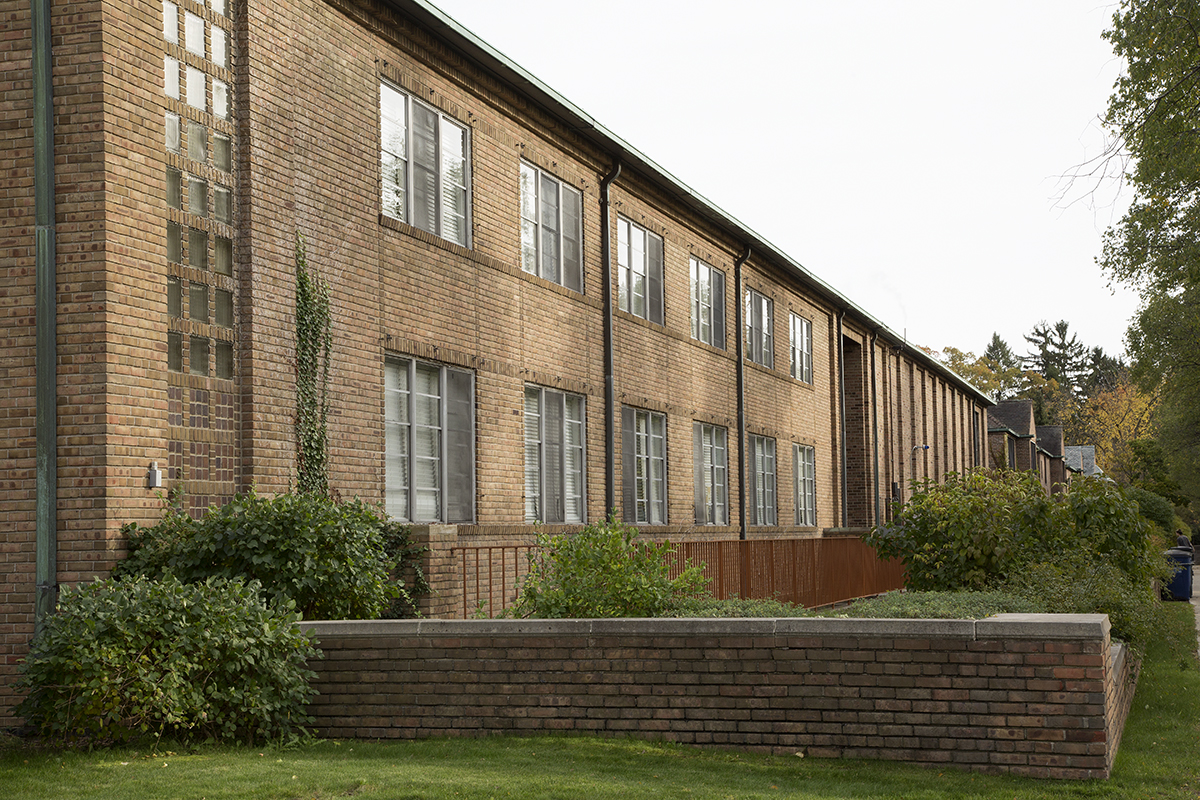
[836, 310, 847, 528]
[734, 245, 751, 540]
[870, 330, 880, 527]
[600, 160, 621, 517]
[32, 0, 58, 633]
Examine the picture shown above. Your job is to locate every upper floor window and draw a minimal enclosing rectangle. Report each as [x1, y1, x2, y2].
[384, 357, 475, 523]
[690, 257, 725, 349]
[617, 217, 663, 324]
[380, 82, 470, 247]
[524, 385, 586, 524]
[693, 422, 728, 525]
[622, 406, 666, 524]
[790, 313, 812, 383]
[794, 444, 816, 526]
[748, 434, 776, 525]
[520, 163, 582, 292]
[746, 288, 773, 368]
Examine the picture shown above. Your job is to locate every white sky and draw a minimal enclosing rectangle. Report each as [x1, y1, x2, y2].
[429, 0, 1138, 360]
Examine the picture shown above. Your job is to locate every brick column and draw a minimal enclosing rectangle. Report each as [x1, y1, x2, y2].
[412, 524, 459, 619]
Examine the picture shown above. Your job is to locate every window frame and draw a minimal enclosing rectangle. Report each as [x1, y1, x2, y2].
[748, 434, 777, 526]
[790, 312, 813, 383]
[622, 406, 667, 525]
[690, 257, 726, 349]
[617, 216, 664, 324]
[745, 288, 774, 368]
[520, 162, 583, 292]
[794, 444, 816, 527]
[380, 81, 472, 247]
[524, 385, 587, 524]
[693, 422, 728, 525]
[384, 357, 476, 524]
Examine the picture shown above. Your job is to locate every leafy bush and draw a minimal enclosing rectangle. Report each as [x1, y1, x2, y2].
[17, 576, 318, 744]
[865, 470, 1060, 591]
[115, 491, 424, 620]
[1128, 485, 1176, 533]
[507, 516, 709, 618]
[379, 519, 431, 619]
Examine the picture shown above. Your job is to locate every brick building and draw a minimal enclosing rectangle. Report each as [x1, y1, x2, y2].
[1, 0, 993, 719]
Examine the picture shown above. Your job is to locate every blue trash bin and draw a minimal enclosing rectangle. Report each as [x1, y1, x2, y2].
[1163, 547, 1194, 601]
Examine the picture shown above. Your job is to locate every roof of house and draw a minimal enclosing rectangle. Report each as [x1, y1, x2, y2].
[387, 0, 994, 407]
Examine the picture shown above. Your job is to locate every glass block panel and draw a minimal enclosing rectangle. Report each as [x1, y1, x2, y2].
[188, 228, 208, 270]
[167, 222, 181, 263]
[212, 26, 226, 68]
[189, 282, 209, 323]
[165, 113, 180, 153]
[188, 120, 206, 163]
[211, 0, 225, 16]
[185, 11, 204, 57]
[215, 341, 233, 379]
[186, 66, 205, 111]
[188, 176, 207, 217]
[168, 331, 183, 372]
[163, 1, 178, 43]
[215, 236, 232, 276]
[168, 277, 182, 318]
[189, 336, 209, 376]
[214, 134, 231, 172]
[166, 168, 181, 209]
[212, 79, 228, 119]
[215, 288, 233, 327]
[165, 57, 179, 98]
[214, 185, 230, 224]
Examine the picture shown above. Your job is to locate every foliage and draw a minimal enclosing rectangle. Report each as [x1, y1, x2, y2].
[663, 596, 811, 618]
[1129, 485, 1177, 532]
[1023, 320, 1089, 398]
[507, 516, 709, 618]
[294, 233, 332, 496]
[379, 519, 431, 619]
[115, 491, 422, 621]
[865, 470, 1059, 591]
[866, 471, 1167, 597]
[16, 576, 318, 744]
[1001, 552, 1163, 652]
[1065, 371, 1158, 483]
[818, 590, 1041, 620]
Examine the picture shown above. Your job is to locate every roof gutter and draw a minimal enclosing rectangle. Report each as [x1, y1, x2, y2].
[32, 0, 58, 634]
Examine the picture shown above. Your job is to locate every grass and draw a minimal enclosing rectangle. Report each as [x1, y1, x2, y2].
[2, 604, 1198, 800]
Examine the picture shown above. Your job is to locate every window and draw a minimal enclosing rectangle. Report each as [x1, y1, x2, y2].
[185, 11, 204, 56]
[163, 1, 178, 43]
[524, 386, 585, 524]
[794, 444, 816, 526]
[186, 65, 205, 111]
[746, 288, 773, 368]
[790, 313, 812, 383]
[380, 82, 470, 246]
[748, 434, 776, 525]
[690, 258, 725, 348]
[622, 406, 666, 524]
[164, 56, 179, 98]
[693, 422, 727, 525]
[384, 358, 475, 523]
[520, 162, 582, 291]
[617, 217, 663, 324]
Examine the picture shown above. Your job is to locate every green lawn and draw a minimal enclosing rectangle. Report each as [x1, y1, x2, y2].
[3, 603, 1198, 800]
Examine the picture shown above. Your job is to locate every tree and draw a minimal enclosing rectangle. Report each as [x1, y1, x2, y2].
[980, 333, 1026, 401]
[1066, 369, 1158, 484]
[1023, 320, 1089, 396]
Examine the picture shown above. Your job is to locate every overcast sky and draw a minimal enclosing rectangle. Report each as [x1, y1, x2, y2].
[430, 0, 1137, 360]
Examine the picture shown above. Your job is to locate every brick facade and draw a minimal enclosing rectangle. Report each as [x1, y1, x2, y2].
[302, 614, 1135, 780]
[0, 0, 993, 721]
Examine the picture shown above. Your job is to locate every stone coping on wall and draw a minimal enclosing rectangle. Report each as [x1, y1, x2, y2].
[300, 613, 1129, 780]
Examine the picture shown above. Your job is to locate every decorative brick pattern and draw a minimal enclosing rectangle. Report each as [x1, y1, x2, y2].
[302, 614, 1135, 780]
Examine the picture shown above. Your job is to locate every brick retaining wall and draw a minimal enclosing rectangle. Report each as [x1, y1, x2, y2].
[302, 614, 1136, 780]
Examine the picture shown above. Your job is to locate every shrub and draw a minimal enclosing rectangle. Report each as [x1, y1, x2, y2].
[664, 596, 811, 618]
[818, 590, 1041, 620]
[115, 491, 423, 620]
[507, 516, 709, 618]
[1129, 486, 1177, 533]
[17, 576, 318, 744]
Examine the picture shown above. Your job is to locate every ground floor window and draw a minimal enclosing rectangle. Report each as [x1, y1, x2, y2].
[748, 434, 776, 525]
[524, 385, 585, 524]
[794, 444, 816, 526]
[693, 422, 728, 525]
[622, 406, 666, 524]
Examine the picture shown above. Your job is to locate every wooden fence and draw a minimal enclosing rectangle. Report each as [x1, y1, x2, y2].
[452, 535, 904, 618]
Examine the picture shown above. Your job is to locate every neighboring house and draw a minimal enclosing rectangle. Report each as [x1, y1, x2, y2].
[1, 0, 993, 718]
[1065, 445, 1105, 478]
[987, 400, 1078, 494]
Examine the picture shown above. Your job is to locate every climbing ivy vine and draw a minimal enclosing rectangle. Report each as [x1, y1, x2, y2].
[295, 233, 332, 495]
